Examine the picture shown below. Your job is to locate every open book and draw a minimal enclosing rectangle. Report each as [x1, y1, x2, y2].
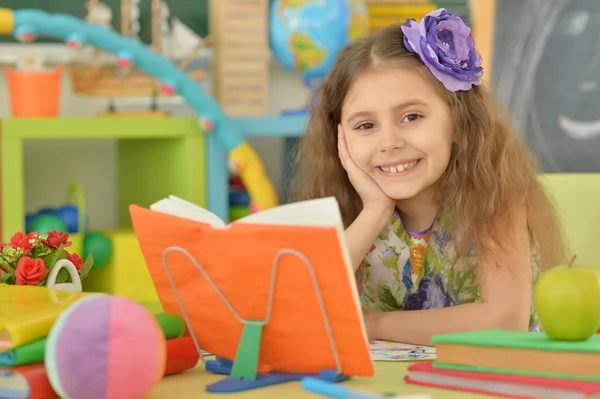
[129, 196, 373, 377]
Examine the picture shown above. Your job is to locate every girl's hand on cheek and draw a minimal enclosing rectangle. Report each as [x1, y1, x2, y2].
[338, 124, 395, 216]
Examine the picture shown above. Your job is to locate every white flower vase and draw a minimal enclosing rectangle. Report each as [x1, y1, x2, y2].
[45, 259, 82, 293]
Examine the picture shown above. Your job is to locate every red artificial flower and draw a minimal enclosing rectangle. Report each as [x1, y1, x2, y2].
[15, 257, 48, 286]
[43, 231, 72, 250]
[9, 232, 39, 255]
[65, 251, 84, 271]
[0, 243, 6, 252]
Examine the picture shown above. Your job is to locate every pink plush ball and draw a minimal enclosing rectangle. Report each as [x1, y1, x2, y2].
[45, 295, 166, 399]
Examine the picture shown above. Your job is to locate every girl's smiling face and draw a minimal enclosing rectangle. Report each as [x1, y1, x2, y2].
[340, 64, 454, 202]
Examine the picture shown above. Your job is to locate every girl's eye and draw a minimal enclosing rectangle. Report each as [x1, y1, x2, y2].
[402, 114, 422, 123]
[356, 122, 375, 130]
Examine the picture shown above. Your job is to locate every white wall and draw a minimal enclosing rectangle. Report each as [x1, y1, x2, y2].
[0, 44, 310, 229]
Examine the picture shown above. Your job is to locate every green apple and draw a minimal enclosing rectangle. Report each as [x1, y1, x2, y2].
[534, 256, 600, 341]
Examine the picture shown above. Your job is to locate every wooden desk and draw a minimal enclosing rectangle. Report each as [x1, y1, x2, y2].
[150, 362, 489, 398]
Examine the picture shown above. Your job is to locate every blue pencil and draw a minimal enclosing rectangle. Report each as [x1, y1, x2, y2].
[301, 377, 431, 399]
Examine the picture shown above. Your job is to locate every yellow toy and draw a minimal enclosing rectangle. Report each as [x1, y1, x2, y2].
[229, 142, 278, 212]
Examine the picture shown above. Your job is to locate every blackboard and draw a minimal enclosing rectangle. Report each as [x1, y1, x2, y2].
[492, 0, 600, 172]
[0, 0, 209, 44]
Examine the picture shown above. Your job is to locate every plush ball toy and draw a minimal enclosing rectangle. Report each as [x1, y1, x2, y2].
[45, 295, 166, 399]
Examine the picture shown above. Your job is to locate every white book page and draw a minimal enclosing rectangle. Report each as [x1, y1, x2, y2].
[234, 197, 343, 228]
[149, 196, 226, 228]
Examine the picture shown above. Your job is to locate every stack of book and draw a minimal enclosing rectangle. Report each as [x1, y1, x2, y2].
[0, 286, 201, 399]
[405, 329, 600, 399]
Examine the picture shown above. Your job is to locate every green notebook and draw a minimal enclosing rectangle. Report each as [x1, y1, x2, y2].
[432, 329, 600, 382]
[0, 337, 46, 367]
[432, 329, 600, 352]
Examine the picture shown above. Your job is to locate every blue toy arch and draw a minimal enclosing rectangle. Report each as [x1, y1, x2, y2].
[0, 8, 278, 217]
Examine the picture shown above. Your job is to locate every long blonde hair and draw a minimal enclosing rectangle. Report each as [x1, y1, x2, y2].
[290, 23, 566, 269]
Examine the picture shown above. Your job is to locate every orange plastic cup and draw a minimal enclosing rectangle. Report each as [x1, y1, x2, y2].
[5, 64, 63, 117]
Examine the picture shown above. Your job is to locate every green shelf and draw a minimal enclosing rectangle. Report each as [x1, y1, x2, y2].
[0, 117, 206, 240]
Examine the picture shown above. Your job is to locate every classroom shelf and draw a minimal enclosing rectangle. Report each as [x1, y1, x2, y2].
[0, 117, 207, 241]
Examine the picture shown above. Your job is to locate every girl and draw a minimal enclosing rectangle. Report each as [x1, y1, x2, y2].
[291, 9, 567, 345]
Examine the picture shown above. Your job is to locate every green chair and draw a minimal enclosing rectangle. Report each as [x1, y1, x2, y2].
[538, 173, 600, 268]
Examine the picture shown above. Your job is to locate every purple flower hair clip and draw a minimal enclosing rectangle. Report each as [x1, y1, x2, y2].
[401, 8, 483, 92]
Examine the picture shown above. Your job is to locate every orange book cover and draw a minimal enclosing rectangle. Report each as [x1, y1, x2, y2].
[129, 196, 373, 377]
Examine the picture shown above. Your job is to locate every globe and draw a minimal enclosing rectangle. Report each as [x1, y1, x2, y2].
[269, 0, 370, 81]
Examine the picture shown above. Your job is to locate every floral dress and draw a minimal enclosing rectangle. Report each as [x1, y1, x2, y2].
[355, 209, 542, 332]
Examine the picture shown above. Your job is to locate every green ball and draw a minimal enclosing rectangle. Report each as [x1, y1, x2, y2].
[83, 232, 112, 268]
[30, 214, 68, 234]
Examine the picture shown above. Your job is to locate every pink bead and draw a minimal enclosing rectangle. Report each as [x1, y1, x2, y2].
[249, 202, 259, 213]
[160, 84, 176, 95]
[19, 33, 35, 42]
[66, 40, 81, 49]
[116, 58, 132, 68]
[200, 118, 213, 132]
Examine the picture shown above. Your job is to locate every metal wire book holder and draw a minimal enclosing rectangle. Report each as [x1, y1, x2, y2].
[161, 246, 351, 393]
